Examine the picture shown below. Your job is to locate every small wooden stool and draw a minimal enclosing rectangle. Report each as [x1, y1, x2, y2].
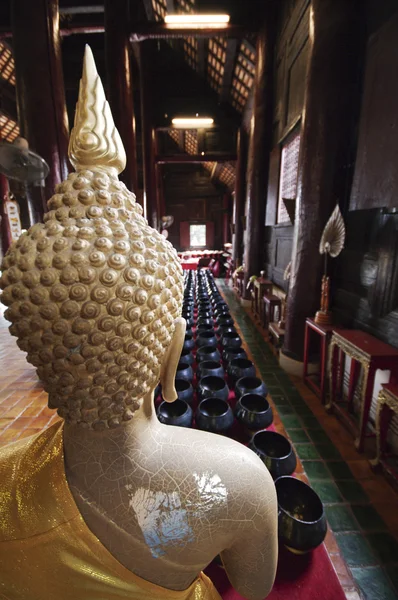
[269, 322, 285, 350]
[254, 278, 273, 319]
[371, 383, 398, 481]
[262, 294, 281, 328]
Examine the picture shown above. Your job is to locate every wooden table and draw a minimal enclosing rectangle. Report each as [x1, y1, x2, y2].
[371, 383, 398, 480]
[253, 278, 273, 319]
[327, 330, 398, 452]
[232, 271, 244, 297]
[303, 318, 336, 405]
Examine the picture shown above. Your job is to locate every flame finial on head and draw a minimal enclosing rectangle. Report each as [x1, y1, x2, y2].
[68, 45, 126, 175]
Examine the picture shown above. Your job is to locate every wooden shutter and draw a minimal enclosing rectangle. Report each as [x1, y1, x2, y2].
[265, 146, 281, 226]
[180, 221, 190, 248]
[206, 222, 215, 248]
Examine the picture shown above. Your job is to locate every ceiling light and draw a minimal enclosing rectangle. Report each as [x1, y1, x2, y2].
[164, 14, 230, 29]
[172, 117, 214, 128]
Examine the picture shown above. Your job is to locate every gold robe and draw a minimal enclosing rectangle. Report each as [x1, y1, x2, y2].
[0, 422, 221, 600]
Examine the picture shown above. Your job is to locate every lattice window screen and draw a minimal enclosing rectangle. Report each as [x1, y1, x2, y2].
[0, 42, 16, 86]
[277, 131, 301, 224]
[0, 113, 20, 142]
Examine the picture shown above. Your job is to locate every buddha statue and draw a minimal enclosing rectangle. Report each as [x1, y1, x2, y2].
[0, 46, 277, 600]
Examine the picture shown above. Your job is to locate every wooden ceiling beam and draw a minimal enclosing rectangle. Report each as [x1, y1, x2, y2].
[221, 38, 237, 103]
[142, 0, 154, 21]
[130, 23, 250, 42]
[197, 39, 206, 77]
[59, 5, 104, 14]
[165, 0, 176, 13]
[211, 162, 223, 182]
[156, 153, 237, 163]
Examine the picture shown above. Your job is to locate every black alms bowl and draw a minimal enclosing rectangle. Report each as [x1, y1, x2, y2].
[221, 331, 242, 349]
[176, 361, 194, 382]
[275, 476, 327, 553]
[235, 376, 267, 399]
[235, 394, 273, 430]
[175, 379, 194, 406]
[196, 346, 222, 364]
[157, 399, 193, 428]
[196, 397, 234, 433]
[183, 332, 195, 351]
[222, 347, 247, 364]
[249, 430, 297, 479]
[197, 360, 225, 380]
[197, 375, 229, 402]
[227, 358, 256, 384]
[179, 348, 194, 366]
[197, 331, 218, 348]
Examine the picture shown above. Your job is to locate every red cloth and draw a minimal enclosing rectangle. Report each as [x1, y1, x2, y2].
[205, 545, 345, 600]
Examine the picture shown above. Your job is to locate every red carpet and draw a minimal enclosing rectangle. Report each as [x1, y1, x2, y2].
[205, 543, 346, 600]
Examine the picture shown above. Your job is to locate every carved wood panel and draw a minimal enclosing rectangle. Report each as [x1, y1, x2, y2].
[350, 12, 398, 210]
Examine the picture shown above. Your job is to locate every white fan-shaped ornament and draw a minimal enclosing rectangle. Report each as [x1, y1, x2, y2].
[283, 261, 291, 281]
[319, 205, 346, 258]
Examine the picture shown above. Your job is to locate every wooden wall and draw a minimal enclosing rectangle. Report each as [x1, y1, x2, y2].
[162, 164, 224, 251]
[263, 0, 311, 289]
[332, 1, 398, 348]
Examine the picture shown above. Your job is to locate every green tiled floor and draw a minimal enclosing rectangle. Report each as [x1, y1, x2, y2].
[219, 281, 398, 600]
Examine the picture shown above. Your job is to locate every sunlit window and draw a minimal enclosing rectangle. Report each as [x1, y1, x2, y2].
[277, 130, 301, 224]
[190, 224, 206, 247]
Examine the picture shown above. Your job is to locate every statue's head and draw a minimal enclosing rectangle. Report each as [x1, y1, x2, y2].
[0, 46, 184, 430]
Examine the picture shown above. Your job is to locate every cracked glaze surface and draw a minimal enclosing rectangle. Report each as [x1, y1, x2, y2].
[64, 393, 278, 599]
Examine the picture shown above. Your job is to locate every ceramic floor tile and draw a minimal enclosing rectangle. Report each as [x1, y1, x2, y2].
[350, 505, 388, 532]
[327, 461, 354, 480]
[295, 443, 321, 460]
[287, 429, 311, 444]
[365, 533, 398, 564]
[302, 460, 331, 480]
[336, 480, 369, 504]
[350, 567, 398, 600]
[311, 480, 344, 504]
[335, 533, 378, 567]
[325, 505, 359, 532]
[280, 415, 303, 429]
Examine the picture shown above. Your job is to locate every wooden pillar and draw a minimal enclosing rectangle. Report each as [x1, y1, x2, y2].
[12, 0, 69, 215]
[243, 13, 275, 296]
[139, 41, 158, 229]
[222, 193, 229, 246]
[105, 0, 138, 194]
[283, 0, 365, 359]
[232, 128, 247, 267]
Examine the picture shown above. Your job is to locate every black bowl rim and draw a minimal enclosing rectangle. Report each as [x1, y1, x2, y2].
[198, 360, 223, 370]
[239, 393, 270, 414]
[158, 399, 191, 418]
[275, 475, 325, 525]
[229, 357, 255, 369]
[198, 331, 217, 339]
[252, 430, 292, 460]
[197, 397, 230, 418]
[236, 376, 264, 388]
[198, 375, 227, 390]
[222, 331, 241, 340]
[174, 379, 192, 392]
[198, 345, 219, 353]
[177, 361, 191, 370]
